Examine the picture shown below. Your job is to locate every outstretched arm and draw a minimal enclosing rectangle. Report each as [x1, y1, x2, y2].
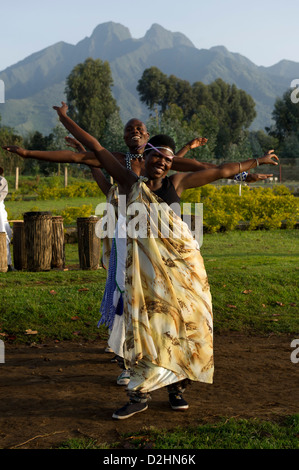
[175, 137, 208, 159]
[172, 156, 276, 183]
[172, 157, 216, 172]
[172, 137, 214, 172]
[245, 173, 274, 183]
[53, 102, 136, 192]
[2, 145, 102, 167]
[173, 151, 279, 195]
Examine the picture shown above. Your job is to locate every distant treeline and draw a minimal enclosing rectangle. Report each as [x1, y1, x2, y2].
[1, 59, 298, 177]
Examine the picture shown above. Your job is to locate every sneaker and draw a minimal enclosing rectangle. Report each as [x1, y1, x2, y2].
[112, 401, 148, 420]
[169, 393, 189, 410]
[105, 346, 113, 353]
[117, 369, 130, 385]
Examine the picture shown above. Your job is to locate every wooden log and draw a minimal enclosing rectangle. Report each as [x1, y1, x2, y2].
[0, 232, 7, 272]
[77, 216, 101, 270]
[12, 221, 27, 270]
[24, 211, 52, 272]
[51, 216, 65, 269]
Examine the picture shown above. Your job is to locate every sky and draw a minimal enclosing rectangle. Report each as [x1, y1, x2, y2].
[0, 0, 298, 71]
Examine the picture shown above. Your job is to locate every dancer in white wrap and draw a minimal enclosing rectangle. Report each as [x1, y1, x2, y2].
[0, 167, 14, 271]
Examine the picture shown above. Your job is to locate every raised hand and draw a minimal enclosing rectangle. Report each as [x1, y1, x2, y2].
[53, 101, 68, 118]
[258, 150, 279, 166]
[187, 137, 208, 149]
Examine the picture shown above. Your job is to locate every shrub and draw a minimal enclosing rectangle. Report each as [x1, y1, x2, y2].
[37, 182, 104, 200]
[181, 184, 299, 232]
[55, 205, 94, 225]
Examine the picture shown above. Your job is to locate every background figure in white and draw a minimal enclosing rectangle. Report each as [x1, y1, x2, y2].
[0, 167, 14, 271]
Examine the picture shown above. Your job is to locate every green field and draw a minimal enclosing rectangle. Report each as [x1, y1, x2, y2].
[0, 229, 298, 341]
[5, 196, 105, 220]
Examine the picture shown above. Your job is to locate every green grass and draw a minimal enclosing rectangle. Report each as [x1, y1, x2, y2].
[54, 414, 299, 449]
[0, 229, 298, 342]
[117, 415, 299, 449]
[0, 268, 108, 342]
[201, 229, 299, 334]
[5, 196, 105, 222]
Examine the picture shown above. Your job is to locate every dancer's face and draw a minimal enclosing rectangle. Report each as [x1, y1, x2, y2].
[123, 119, 149, 151]
[145, 149, 173, 179]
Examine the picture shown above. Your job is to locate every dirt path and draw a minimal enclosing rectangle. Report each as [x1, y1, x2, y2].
[0, 333, 298, 449]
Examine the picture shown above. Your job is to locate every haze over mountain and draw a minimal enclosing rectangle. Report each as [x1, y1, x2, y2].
[0, 22, 298, 136]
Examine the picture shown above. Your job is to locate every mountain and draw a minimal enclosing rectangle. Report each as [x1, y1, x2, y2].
[0, 22, 297, 136]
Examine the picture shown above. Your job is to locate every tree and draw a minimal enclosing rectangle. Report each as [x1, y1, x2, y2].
[137, 67, 167, 114]
[101, 111, 126, 152]
[0, 117, 24, 176]
[270, 88, 299, 146]
[196, 79, 256, 156]
[22, 131, 57, 175]
[249, 130, 278, 157]
[146, 104, 217, 162]
[65, 57, 120, 140]
[137, 68, 256, 157]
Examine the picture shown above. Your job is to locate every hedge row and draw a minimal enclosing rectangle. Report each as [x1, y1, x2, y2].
[181, 184, 299, 232]
[7, 183, 299, 230]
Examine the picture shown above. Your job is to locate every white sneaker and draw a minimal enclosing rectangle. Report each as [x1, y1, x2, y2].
[105, 346, 113, 353]
[117, 369, 130, 385]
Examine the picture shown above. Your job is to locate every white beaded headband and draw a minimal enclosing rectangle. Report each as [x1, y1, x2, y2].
[138, 142, 174, 158]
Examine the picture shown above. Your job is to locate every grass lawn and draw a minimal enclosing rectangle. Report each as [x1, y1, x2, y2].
[0, 229, 298, 342]
[201, 229, 299, 334]
[57, 414, 299, 449]
[5, 196, 105, 222]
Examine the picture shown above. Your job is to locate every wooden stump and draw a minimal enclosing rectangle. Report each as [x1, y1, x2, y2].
[77, 216, 101, 270]
[0, 232, 7, 272]
[24, 211, 52, 272]
[51, 216, 65, 269]
[12, 221, 27, 270]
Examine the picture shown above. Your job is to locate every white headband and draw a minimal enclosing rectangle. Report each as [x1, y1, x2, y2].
[140, 142, 174, 158]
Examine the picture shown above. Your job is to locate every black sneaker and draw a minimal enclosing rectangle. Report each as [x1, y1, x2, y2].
[169, 393, 189, 410]
[112, 401, 148, 420]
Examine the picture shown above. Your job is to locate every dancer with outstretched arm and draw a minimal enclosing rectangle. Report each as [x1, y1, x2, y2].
[49, 102, 278, 420]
